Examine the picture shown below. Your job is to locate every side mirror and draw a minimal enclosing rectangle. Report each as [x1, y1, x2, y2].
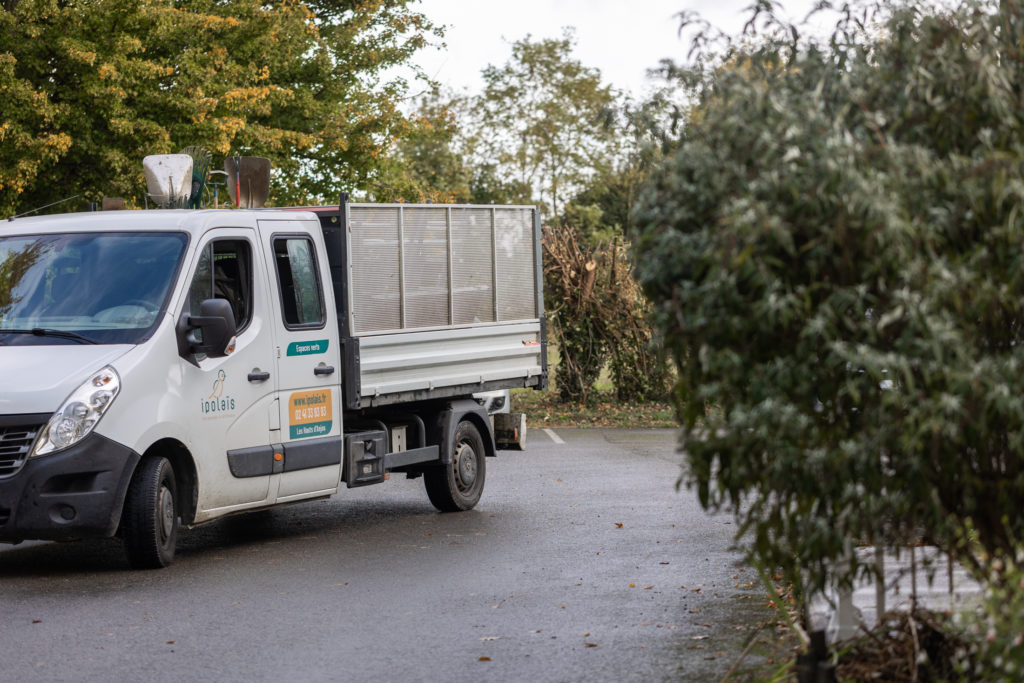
[177, 298, 237, 359]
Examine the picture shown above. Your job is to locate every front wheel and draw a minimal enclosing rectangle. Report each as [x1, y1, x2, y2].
[121, 455, 179, 569]
[424, 421, 486, 512]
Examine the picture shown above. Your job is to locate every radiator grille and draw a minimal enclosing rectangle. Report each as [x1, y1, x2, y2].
[0, 420, 44, 478]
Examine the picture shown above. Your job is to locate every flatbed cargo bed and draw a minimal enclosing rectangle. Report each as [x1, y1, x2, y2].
[303, 201, 547, 409]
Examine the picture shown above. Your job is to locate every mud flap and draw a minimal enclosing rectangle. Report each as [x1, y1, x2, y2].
[493, 413, 527, 450]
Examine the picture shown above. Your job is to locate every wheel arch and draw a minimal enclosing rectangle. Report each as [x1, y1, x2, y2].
[436, 399, 495, 464]
[139, 438, 197, 526]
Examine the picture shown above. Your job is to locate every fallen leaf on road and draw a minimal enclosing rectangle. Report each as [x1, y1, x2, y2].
[629, 583, 636, 588]
[614, 523, 623, 528]
[691, 635, 709, 641]
[478, 656, 491, 662]
[32, 620, 41, 624]
[166, 641, 175, 645]
[584, 642, 597, 648]
[481, 637, 499, 641]
[659, 561, 670, 565]
[557, 605, 566, 609]
[644, 586, 654, 590]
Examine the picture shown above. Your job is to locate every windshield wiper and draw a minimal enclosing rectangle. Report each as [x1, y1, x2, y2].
[0, 328, 99, 344]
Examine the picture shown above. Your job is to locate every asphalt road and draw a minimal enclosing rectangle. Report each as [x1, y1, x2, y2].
[0, 428, 772, 683]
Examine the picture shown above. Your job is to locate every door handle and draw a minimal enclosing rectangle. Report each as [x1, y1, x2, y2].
[248, 370, 271, 382]
[314, 364, 335, 376]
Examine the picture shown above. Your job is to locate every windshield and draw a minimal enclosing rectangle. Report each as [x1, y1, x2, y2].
[0, 231, 188, 345]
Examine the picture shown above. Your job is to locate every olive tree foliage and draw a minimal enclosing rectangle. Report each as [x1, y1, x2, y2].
[0, 0, 440, 214]
[632, 0, 1024, 593]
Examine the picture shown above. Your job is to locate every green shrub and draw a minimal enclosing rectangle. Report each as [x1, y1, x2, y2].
[956, 551, 1024, 680]
[632, 0, 1024, 594]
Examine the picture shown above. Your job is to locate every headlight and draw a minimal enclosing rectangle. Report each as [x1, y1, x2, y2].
[32, 366, 120, 457]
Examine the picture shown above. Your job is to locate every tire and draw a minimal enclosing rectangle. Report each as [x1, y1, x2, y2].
[121, 455, 179, 569]
[424, 420, 486, 512]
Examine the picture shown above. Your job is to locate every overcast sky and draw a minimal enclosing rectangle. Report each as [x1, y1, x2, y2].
[410, 0, 825, 98]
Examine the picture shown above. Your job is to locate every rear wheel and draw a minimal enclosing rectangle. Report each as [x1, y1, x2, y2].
[122, 455, 179, 569]
[425, 421, 486, 512]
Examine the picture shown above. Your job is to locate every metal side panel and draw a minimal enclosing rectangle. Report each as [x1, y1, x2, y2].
[347, 204, 539, 336]
[357, 322, 543, 400]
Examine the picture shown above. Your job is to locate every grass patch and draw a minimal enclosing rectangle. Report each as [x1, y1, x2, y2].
[513, 387, 676, 429]
[515, 342, 676, 428]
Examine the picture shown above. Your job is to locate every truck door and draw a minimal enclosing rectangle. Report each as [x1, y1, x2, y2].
[178, 230, 276, 515]
[257, 220, 343, 501]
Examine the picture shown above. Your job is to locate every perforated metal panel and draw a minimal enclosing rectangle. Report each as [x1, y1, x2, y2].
[348, 204, 538, 334]
[349, 207, 401, 333]
[451, 208, 495, 325]
[402, 207, 450, 328]
[494, 209, 536, 321]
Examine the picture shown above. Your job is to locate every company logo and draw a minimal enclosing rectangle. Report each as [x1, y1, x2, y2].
[201, 369, 236, 415]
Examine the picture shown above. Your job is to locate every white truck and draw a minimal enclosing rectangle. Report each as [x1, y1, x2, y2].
[0, 197, 546, 567]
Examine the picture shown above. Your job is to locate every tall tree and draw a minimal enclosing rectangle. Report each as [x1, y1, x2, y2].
[470, 29, 620, 218]
[0, 0, 440, 215]
[372, 87, 472, 203]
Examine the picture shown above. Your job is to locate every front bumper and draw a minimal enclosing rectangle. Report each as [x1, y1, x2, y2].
[0, 432, 139, 542]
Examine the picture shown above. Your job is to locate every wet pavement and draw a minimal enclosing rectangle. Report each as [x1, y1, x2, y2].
[0, 428, 773, 682]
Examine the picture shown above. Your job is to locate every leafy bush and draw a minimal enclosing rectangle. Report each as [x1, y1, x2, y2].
[957, 551, 1024, 680]
[632, 0, 1024, 594]
[544, 228, 669, 403]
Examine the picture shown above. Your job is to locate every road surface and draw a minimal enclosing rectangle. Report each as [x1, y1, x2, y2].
[0, 428, 772, 682]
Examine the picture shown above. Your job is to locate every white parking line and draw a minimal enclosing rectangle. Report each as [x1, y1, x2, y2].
[543, 428, 565, 445]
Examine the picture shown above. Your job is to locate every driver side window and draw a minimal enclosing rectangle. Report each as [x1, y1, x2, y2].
[188, 240, 253, 333]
